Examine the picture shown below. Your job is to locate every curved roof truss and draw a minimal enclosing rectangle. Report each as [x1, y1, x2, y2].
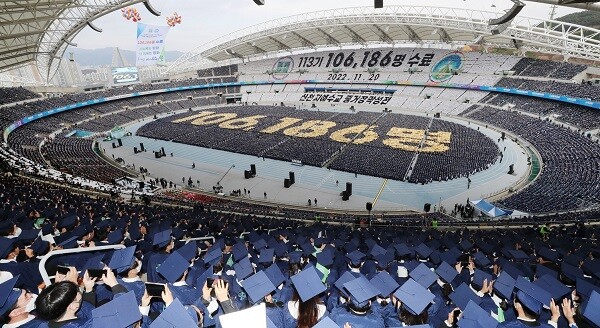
[166, 6, 600, 75]
[0, 0, 146, 82]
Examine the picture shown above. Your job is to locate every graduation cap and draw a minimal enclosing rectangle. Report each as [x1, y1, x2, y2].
[195, 266, 213, 289]
[271, 242, 286, 258]
[449, 283, 483, 310]
[535, 264, 558, 280]
[232, 243, 248, 262]
[346, 250, 366, 266]
[515, 276, 551, 310]
[459, 240, 473, 252]
[203, 245, 223, 265]
[537, 247, 559, 262]
[241, 270, 276, 304]
[436, 261, 458, 285]
[157, 251, 189, 283]
[581, 290, 600, 327]
[393, 278, 435, 315]
[150, 298, 198, 328]
[17, 229, 39, 243]
[440, 248, 461, 264]
[343, 276, 380, 308]
[152, 229, 172, 248]
[92, 291, 141, 328]
[72, 224, 93, 239]
[493, 271, 515, 301]
[334, 271, 358, 296]
[509, 250, 529, 262]
[374, 252, 394, 269]
[264, 263, 285, 287]
[472, 269, 493, 290]
[457, 300, 498, 328]
[31, 237, 49, 256]
[290, 266, 326, 302]
[370, 271, 400, 297]
[498, 259, 524, 279]
[476, 240, 495, 255]
[57, 235, 79, 249]
[108, 246, 136, 274]
[577, 278, 600, 301]
[316, 251, 334, 267]
[561, 263, 584, 281]
[409, 263, 438, 288]
[415, 243, 432, 259]
[176, 241, 197, 262]
[534, 274, 571, 300]
[394, 243, 412, 257]
[58, 215, 78, 230]
[582, 259, 600, 279]
[258, 248, 274, 264]
[80, 254, 105, 277]
[289, 251, 303, 264]
[253, 239, 267, 251]
[234, 257, 254, 280]
[370, 244, 387, 258]
[0, 220, 14, 232]
[0, 275, 20, 315]
[107, 229, 124, 245]
[473, 252, 491, 268]
[0, 237, 15, 259]
[313, 316, 339, 328]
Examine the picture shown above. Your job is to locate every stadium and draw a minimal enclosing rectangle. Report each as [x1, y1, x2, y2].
[0, 0, 600, 327]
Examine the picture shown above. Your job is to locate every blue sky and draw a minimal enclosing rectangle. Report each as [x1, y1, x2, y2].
[70, 0, 580, 53]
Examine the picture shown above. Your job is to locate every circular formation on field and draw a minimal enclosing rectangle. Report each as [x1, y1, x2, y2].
[137, 105, 500, 184]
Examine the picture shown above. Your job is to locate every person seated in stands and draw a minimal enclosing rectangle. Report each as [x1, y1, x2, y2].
[0, 275, 45, 328]
[330, 276, 384, 328]
[35, 266, 127, 327]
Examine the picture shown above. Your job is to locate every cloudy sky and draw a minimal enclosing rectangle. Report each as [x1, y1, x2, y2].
[70, 0, 581, 53]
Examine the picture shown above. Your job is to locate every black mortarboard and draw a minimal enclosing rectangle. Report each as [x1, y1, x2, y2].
[92, 291, 141, 328]
[394, 278, 435, 315]
[494, 271, 515, 301]
[241, 270, 276, 304]
[457, 300, 498, 328]
[370, 271, 399, 297]
[157, 251, 189, 283]
[409, 263, 437, 288]
[343, 276, 380, 308]
[291, 266, 326, 302]
[449, 283, 482, 310]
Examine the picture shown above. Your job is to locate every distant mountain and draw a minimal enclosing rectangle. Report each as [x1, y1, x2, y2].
[64, 47, 185, 67]
[555, 10, 600, 29]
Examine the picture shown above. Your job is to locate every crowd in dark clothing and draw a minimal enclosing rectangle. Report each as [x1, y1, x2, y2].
[1, 174, 600, 328]
[0, 86, 40, 106]
[487, 78, 600, 130]
[466, 107, 600, 213]
[140, 106, 499, 184]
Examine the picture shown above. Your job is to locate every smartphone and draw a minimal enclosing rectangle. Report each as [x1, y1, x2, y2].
[87, 269, 107, 278]
[145, 282, 165, 298]
[206, 278, 215, 288]
[56, 265, 70, 275]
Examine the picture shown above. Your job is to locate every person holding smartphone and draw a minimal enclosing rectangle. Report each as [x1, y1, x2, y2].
[35, 266, 128, 326]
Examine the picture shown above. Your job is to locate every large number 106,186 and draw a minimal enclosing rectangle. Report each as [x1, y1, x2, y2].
[172, 111, 451, 152]
[324, 51, 404, 68]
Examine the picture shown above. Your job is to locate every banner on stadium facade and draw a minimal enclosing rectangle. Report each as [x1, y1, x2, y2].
[136, 23, 170, 66]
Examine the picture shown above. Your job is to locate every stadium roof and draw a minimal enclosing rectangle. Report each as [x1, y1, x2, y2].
[0, 0, 146, 82]
[166, 6, 600, 75]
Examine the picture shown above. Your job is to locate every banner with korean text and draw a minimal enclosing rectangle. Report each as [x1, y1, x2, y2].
[136, 23, 169, 66]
